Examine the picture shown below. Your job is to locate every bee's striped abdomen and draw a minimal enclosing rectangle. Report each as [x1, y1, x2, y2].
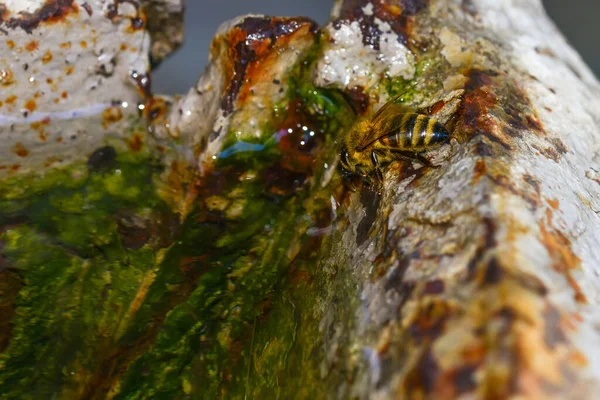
[378, 113, 449, 151]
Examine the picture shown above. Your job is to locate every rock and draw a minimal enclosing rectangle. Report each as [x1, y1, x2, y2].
[2, 0, 600, 398]
[0, 0, 182, 177]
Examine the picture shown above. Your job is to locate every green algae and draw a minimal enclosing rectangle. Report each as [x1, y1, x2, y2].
[0, 152, 174, 399]
[0, 25, 359, 400]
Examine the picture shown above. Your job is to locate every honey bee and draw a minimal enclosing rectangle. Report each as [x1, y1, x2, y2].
[340, 93, 450, 184]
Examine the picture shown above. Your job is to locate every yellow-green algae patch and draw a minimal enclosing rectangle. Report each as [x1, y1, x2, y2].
[0, 51, 356, 399]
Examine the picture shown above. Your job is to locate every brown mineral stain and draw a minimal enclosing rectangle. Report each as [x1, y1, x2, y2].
[24, 99, 37, 112]
[457, 70, 499, 142]
[0, 100, 3, 108]
[80, 40, 88, 49]
[44, 156, 61, 168]
[538, 223, 586, 303]
[25, 40, 39, 52]
[56, 137, 63, 143]
[14, 142, 29, 157]
[569, 350, 588, 367]
[127, 14, 147, 33]
[219, 16, 318, 114]
[144, 98, 169, 122]
[526, 115, 543, 131]
[41, 50, 53, 64]
[10, 164, 21, 172]
[61, 91, 68, 99]
[546, 198, 559, 210]
[120, 43, 128, 51]
[46, 77, 54, 84]
[6, 40, 15, 49]
[30, 117, 50, 130]
[65, 65, 75, 75]
[101, 106, 123, 129]
[423, 279, 445, 294]
[33, 91, 42, 99]
[5, 95, 17, 105]
[532, 143, 561, 163]
[472, 159, 486, 181]
[127, 133, 143, 152]
[4, 0, 80, 34]
[550, 138, 568, 154]
[60, 42, 72, 49]
[429, 99, 447, 115]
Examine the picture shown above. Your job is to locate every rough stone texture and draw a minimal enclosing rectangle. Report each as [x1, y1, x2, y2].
[2, 0, 600, 398]
[159, 14, 319, 168]
[163, 0, 600, 398]
[0, 0, 182, 177]
[312, 0, 600, 398]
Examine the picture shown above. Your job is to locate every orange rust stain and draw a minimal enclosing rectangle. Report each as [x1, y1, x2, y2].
[0, 68, 14, 86]
[24, 99, 37, 112]
[570, 350, 588, 367]
[127, 133, 143, 152]
[53, 98, 60, 104]
[547, 198, 559, 210]
[538, 223, 586, 303]
[473, 159, 486, 181]
[14, 143, 29, 158]
[505, 216, 530, 244]
[0, 100, 3, 108]
[61, 91, 68, 99]
[5, 95, 17, 105]
[120, 43, 128, 51]
[30, 117, 50, 131]
[238, 25, 314, 107]
[44, 157, 60, 168]
[429, 100, 446, 115]
[41, 50, 53, 64]
[46, 78, 54, 84]
[25, 41, 39, 52]
[126, 11, 147, 33]
[39, 130, 47, 142]
[60, 42, 72, 49]
[33, 91, 42, 99]
[10, 164, 21, 172]
[101, 106, 123, 129]
[155, 145, 166, 153]
[6, 40, 15, 50]
[80, 40, 88, 49]
[65, 65, 75, 75]
[56, 137, 63, 143]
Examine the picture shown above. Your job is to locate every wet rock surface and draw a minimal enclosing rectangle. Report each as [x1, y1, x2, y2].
[1, 0, 600, 399]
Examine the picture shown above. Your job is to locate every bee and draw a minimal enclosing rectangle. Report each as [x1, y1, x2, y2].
[340, 93, 450, 184]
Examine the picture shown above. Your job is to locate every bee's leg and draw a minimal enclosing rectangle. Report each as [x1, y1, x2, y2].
[370, 151, 384, 184]
[414, 152, 436, 168]
[393, 150, 436, 168]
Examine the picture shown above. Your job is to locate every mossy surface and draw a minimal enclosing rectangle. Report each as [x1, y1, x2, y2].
[0, 38, 355, 399]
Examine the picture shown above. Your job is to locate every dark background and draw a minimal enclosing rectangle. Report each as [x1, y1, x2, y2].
[152, 0, 599, 94]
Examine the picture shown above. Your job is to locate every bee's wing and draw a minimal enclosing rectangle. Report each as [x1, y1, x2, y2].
[358, 102, 410, 150]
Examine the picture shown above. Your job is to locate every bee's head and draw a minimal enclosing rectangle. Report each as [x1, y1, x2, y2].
[340, 146, 370, 177]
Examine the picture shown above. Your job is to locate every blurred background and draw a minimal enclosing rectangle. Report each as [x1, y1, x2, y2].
[152, 0, 599, 94]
